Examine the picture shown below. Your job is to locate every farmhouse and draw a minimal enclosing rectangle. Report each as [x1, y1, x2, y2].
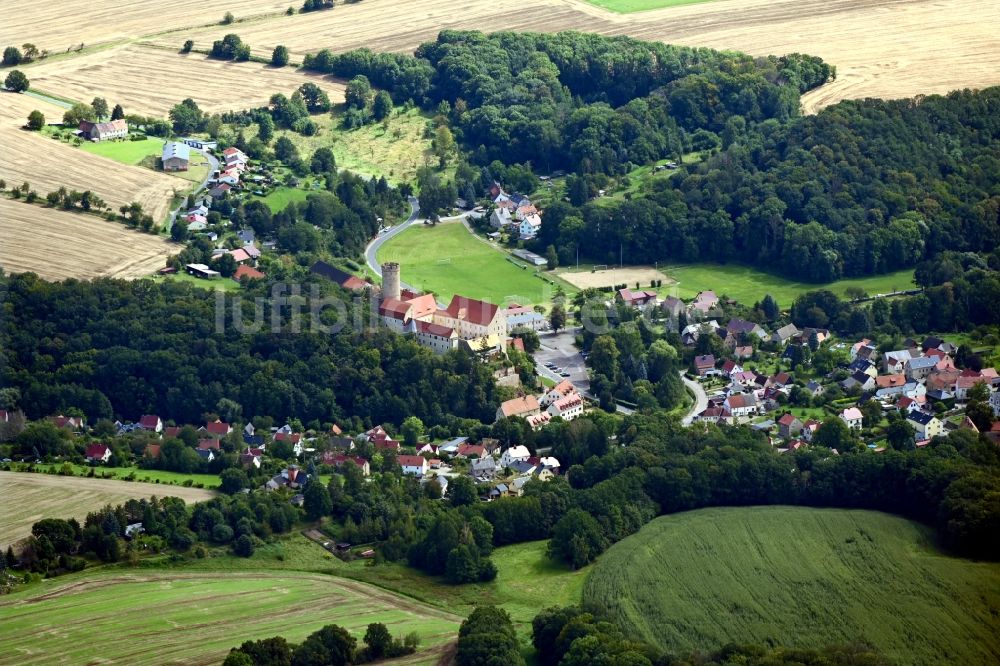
[78, 119, 128, 141]
[161, 141, 190, 171]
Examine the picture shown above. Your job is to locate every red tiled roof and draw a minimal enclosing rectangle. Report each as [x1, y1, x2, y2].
[233, 265, 265, 281]
[499, 395, 539, 417]
[445, 295, 499, 327]
[379, 298, 412, 320]
[341, 276, 368, 290]
[398, 455, 427, 468]
[228, 248, 251, 263]
[778, 413, 799, 426]
[139, 414, 161, 428]
[163, 426, 183, 439]
[416, 320, 456, 337]
[86, 444, 109, 458]
[198, 438, 221, 450]
[876, 374, 907, 388]
[205, 421, 231, 435]
[457, 444, 486, 458]
[275, 432, 302, 444]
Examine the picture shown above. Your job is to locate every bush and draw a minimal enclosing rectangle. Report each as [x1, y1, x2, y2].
[234, 535, 255, 557]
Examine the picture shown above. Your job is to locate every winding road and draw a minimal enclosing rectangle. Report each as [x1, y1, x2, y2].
[364, 195, 420, 278]
[681, 373, 708, 425]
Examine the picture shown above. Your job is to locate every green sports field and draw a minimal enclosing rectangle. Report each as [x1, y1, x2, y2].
[377, 222, 574, 306]
[0, 570, 460, 665]
[585, 506, 1000, 665]
[584, 0, 717, 13]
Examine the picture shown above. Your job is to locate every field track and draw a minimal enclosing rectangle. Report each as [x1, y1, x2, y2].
[0, 93, 181, 221]
[135, 0, 1000, 112]
[0, 471, 214, 548]
[21, 44, 347, 117]
[0, 570, 461, 665]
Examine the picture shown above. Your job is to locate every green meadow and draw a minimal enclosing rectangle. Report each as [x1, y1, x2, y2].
[0, 570, 459, 665]
[377, 221, 575, 306]
[22, 462, 222, 488]
[585, 506, 1000, 665]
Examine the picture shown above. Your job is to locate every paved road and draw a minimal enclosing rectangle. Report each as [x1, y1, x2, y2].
[166, 149, 219, 231]
[364, 195, 420, 278]
[681, 372, 708, 425]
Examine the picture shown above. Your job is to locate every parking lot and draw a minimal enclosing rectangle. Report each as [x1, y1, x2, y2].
[533, 328, 590, 394]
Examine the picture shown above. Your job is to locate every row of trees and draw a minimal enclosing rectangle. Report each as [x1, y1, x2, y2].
[224, 621, 417, 666]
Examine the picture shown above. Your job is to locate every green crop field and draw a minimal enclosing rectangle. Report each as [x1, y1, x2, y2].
[584, 0, 717, 13]
[377, 222, 574, 306]
[79, 137, 165, 165]
[585, 506, 1000, 665]
[0, 570, 461, 665]
[660, 263, 915, 308]
[22, 463, 222, 488]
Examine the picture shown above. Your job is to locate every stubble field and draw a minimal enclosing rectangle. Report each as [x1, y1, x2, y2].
[0, 571, 461, 665]
[0, 199, 178, 281]
[141, 0, 1000, 112]
[0, 0, 288, 53]
[0, 472, 214, 548]
[0, 93, 181, 221]
[585, 506, 1000, 665]
[21, 44, 346, 117]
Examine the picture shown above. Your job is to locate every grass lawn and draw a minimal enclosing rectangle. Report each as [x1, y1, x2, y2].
[336, 539, 587, 650]
[79, 137, 165, 165]
[150, 272, 240, 291]
[584, 0, 718, 13]
[585, 506, 1000, 664]
[377, 221, 575, 306]
[24, 463, 222, 488]
[658, 263, 916, 309]
[254, 184, 314, 212]
[0, 566, 460, 665]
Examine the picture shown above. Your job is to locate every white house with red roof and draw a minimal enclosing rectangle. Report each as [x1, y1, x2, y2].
[541, 380, 577, 407]
[398, 454, 429, 476]
[616, 288, 658, 308]
[85, 444, 111, 463]
[138, 415, 163, 432]
[204, 420, 232, 437]
[547, 393, 584, 421]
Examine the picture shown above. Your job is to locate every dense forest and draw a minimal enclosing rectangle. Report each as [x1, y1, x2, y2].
[304, 30, 999, 281]
[0, 274, 502, 428]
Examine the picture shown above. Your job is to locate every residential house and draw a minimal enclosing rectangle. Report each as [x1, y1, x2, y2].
[266, 464, 309, 490]
[456, 443, 486, 459]
[50, 415, 85, 430]
[322, 453, 370, 476]
[233, 265, 265, 282]
[723, 393, 758, 418]
[499, 445, 531, 469]
[518, 213, 542, 239]
[616, 288, 658, 308]
[842, 371, 876, 392]
[197, 438, 221, 452]
[801, 419, 821, 441]
[398, 455, 429, 476]
[490, 207, 512, 229]
[771, 324, 800, 345]
[85, 444, 111, 464]
[884, 350, 913, 374]
[733, 345, 754, 360]
[241, 447, 264, 468]
[905, 356, 937, 382]
[805, 381, 824, 396]
[694, 354, 716, 376]
[548, 393, 585, 421]
[222, 147, 248, 167]
[690, 291, 719, 316]
[526, 412, 552, 430]
[721, 360, 743, 377]
[274, 431, 304, 457]
[162, 141, 190, 171]
[196, 448, 215, 462]
[907, 412, 943, 441]
[204, 420, 232, 437]
[777, 413, 803, 439]
[661, 296, 684, 320]
[496, 395, 540, 422]
[542, 380, 577, 407]
[848, 358, 878, 378]
[470, 456, 498, 481]
[78, 119, 128, 141]
[955, 375, 990, 402]
[695, 406, 726, 424]
[138, 415, 163, 432]
[840, 407, 864, 430]
[850, 339, 873, 362]
[727, 318, 767, 343]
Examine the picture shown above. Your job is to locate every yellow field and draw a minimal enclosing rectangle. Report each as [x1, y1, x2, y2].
[0, 93, 181, 221]
[560, 266, 670, 290]
[0, 199, 178, 281]
[0, 0, 288, 53]
[0, 471, 214, 548]
[142, 0, 1000, 112]
[21, 44, 346, 117]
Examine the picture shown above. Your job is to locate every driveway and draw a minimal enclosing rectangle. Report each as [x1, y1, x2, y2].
[364, 195, 420, 278]
[166, 148, 219, 231]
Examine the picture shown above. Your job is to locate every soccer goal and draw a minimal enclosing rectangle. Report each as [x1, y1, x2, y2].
[592, 264, 608, 272]
[437, 257, 452, 264]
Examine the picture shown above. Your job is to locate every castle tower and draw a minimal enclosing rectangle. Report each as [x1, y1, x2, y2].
[381, 262, 401, 301]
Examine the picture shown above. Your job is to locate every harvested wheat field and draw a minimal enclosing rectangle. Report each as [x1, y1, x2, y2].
[0, 93, 180, 221]
[0, 471, 214, 548]
[0, 0, 288, 53]
[559, 266, 670, 290]
[22, 44, 346, 117]
[148, 0, 1000, 111]
[0, 199, 177, 281]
